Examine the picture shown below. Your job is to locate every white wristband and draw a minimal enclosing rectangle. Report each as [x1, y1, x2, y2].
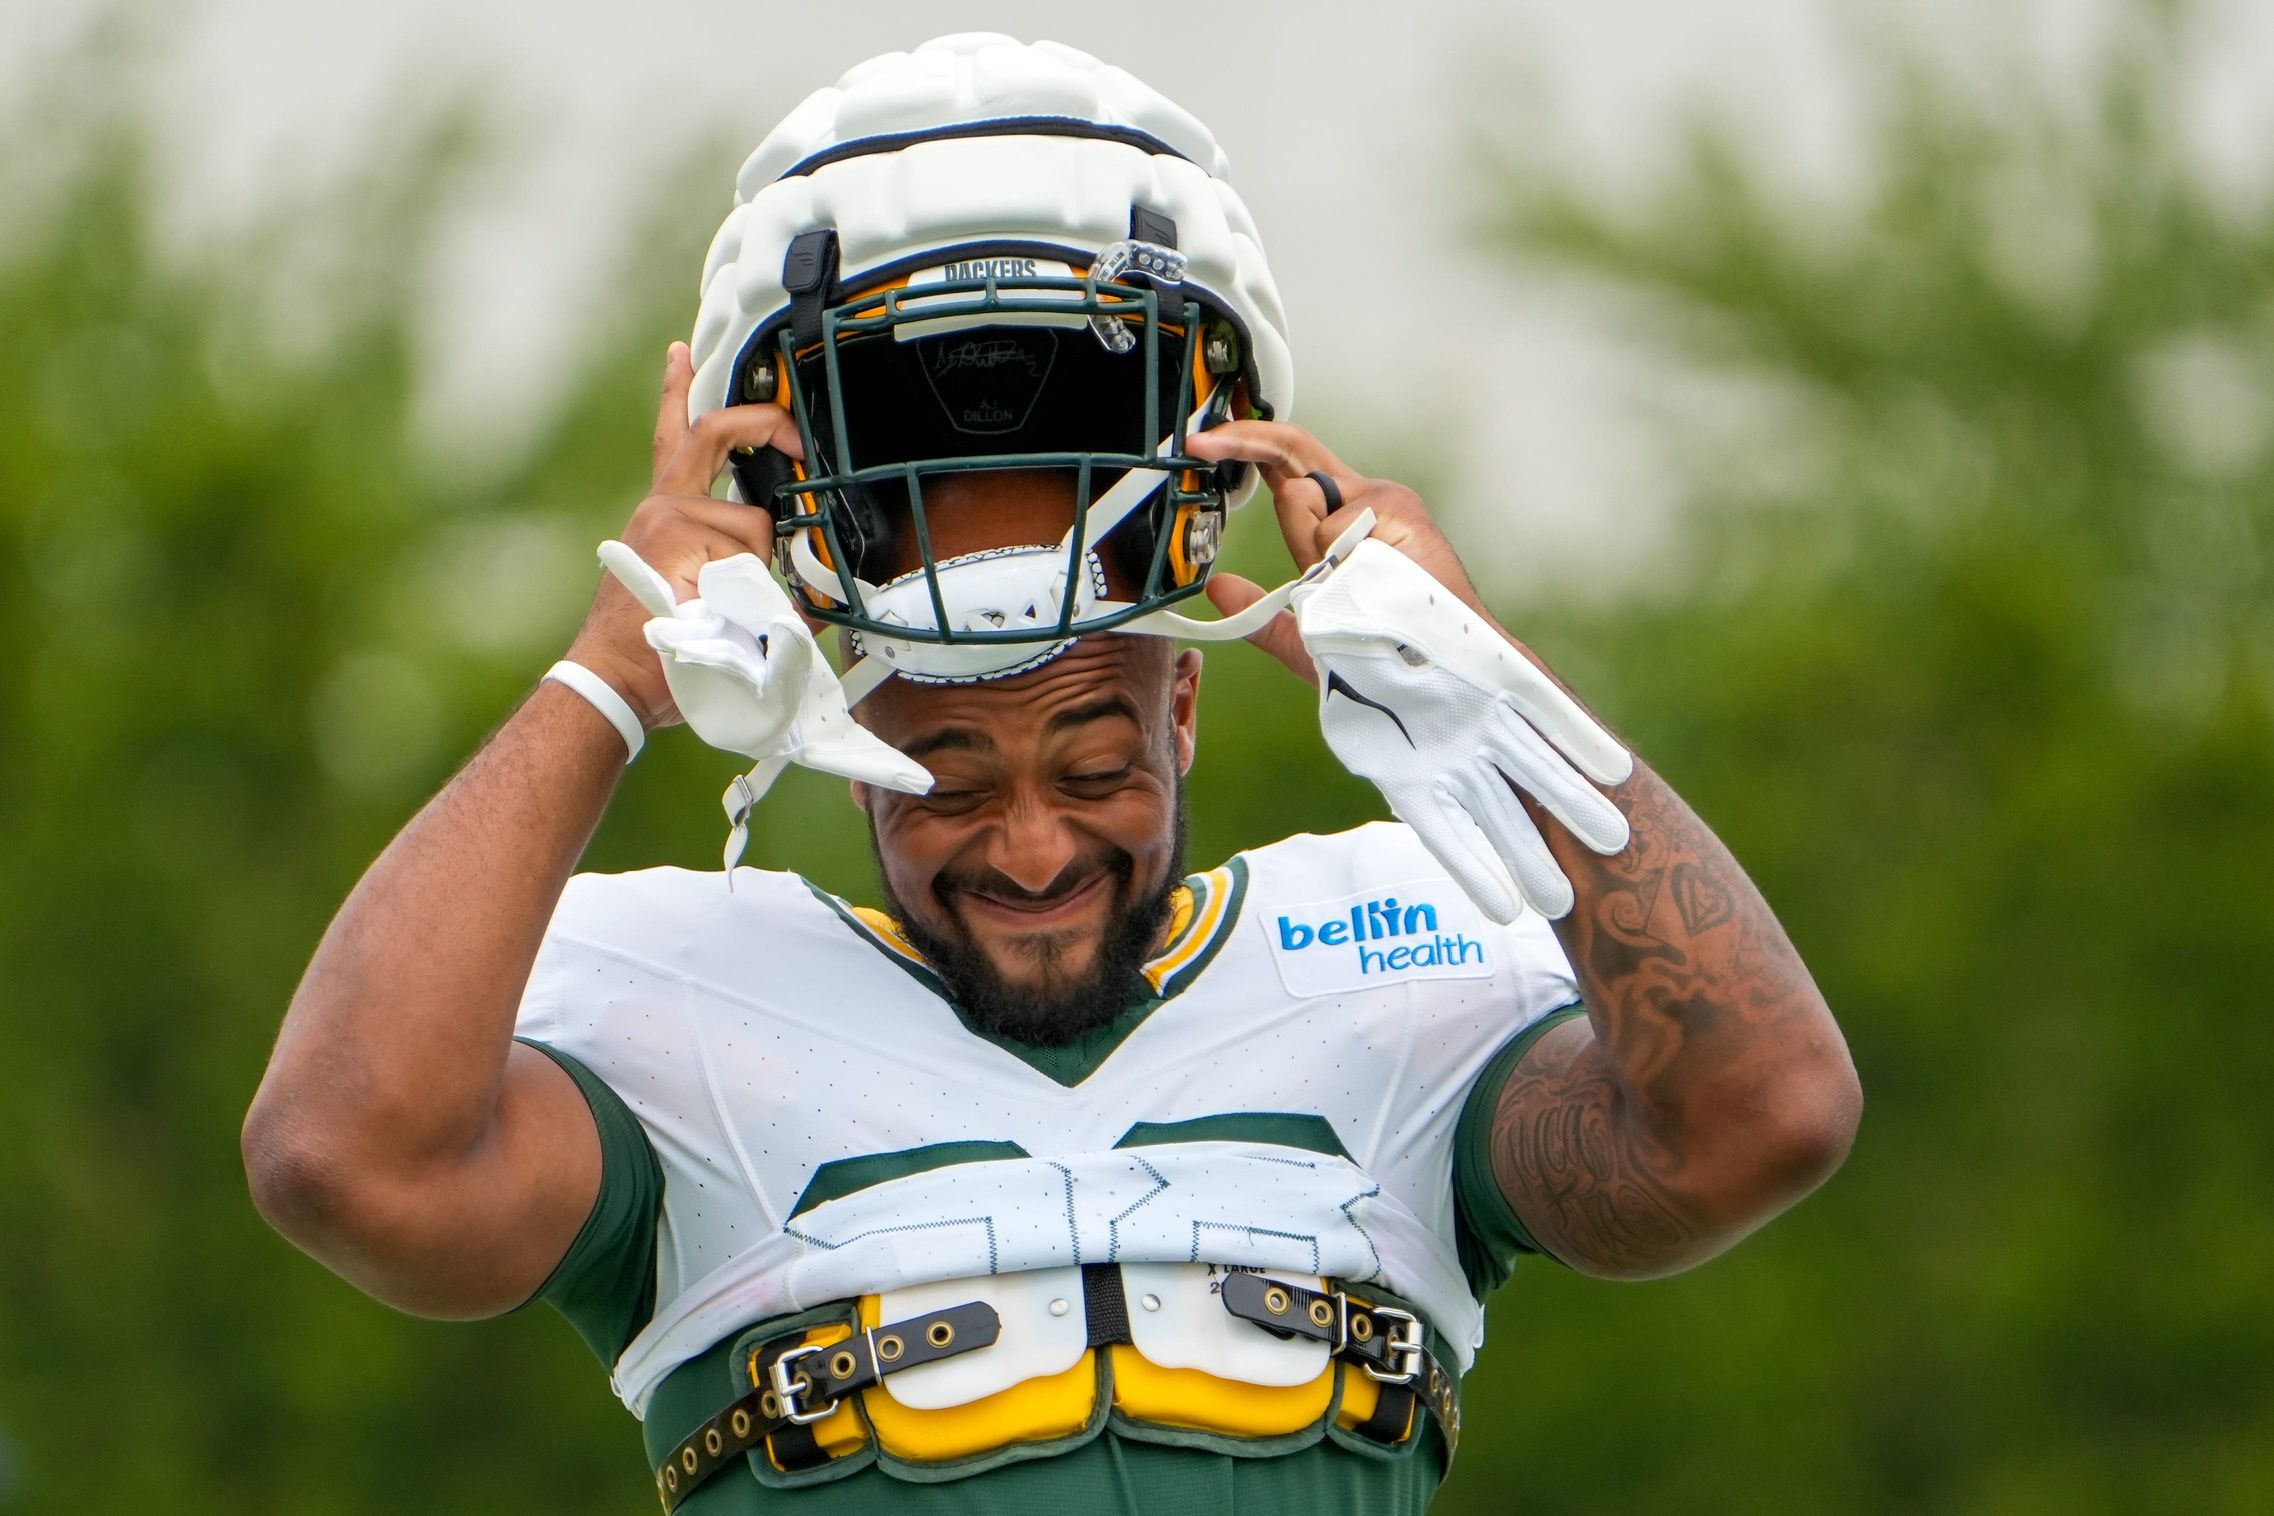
[545, 660, 645, 762]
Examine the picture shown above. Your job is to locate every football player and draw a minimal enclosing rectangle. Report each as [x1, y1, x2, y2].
[244, 34, 1859, 1514]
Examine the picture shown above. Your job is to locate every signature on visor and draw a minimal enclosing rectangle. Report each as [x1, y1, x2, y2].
[930, 338, 1049, 377]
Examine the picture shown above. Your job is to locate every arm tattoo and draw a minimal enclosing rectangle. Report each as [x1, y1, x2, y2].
[1490, 762, 1833, 1277]
[1491, 1019, 1701, 1271]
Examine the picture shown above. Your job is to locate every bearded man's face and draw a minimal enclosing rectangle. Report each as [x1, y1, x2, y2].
[847, 469, 1202, 1043]
[858, 635, 1199, 1045]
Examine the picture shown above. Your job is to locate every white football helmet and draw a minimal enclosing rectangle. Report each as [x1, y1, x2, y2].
[686, 33, 1299, 695]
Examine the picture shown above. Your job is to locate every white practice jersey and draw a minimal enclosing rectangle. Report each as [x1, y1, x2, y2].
[513, 822, 1580, 1418]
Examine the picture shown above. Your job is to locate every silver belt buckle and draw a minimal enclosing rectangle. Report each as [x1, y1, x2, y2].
[1361, 1305, 1424, 1385]
[768, 1344, 836, 1424]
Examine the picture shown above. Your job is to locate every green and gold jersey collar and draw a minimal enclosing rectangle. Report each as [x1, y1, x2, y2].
[805, 857, 1250, 1086]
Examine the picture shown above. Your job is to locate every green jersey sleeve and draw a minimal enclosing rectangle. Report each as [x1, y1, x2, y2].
[516, 1036, 665, 1365]
[1449, 1002, 1587, 1297]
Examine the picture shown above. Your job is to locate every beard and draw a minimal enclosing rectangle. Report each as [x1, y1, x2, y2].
[873, 787, 1188, 1048]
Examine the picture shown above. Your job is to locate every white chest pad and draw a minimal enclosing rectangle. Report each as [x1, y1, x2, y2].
[872, 1268, 1090, 1409]
[1120, 1263, 1331, 1387]
[870, 1262, 1330, 1409]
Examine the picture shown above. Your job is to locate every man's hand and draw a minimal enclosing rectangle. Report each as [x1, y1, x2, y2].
[1185, 419, 1484, 684]
[596, 541, 934, 871]
[562, 342, 804, 728]
[1185, 420, 1631, 921]
[1293, 540, 1633, 921]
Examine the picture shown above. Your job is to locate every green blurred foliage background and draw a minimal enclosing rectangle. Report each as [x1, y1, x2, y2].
[3, 7, 2269, 1512]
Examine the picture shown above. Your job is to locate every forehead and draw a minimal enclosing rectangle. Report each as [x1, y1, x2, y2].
[903, 470, 1077, 566]
[860, 636, 1170, 751]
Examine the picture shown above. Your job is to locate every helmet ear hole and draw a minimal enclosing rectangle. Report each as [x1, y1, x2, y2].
[730, 447, 798, 522]
[1109, 484, 1174, 596]
[734, 451, 893, 581]
[836, 486, 893, 580]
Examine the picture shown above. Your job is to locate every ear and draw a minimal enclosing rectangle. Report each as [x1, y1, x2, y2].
[850, 780, 871, 813]
[1170, 649, 1202, 774]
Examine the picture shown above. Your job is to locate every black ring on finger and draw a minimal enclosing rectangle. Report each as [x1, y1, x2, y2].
[1305, 471, 1344, 513]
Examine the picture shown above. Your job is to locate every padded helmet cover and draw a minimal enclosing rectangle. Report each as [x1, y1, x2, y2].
[686, 33, 1293, 510]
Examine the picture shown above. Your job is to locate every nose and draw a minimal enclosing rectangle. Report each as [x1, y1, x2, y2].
[986, 791, 1083, 895]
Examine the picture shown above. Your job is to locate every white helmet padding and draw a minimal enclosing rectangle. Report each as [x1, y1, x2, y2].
[689, 34, 1292, 511]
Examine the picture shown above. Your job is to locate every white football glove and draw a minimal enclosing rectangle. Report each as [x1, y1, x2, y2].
[597, 542, 932, 869]
[1291, 540, 1634, 922]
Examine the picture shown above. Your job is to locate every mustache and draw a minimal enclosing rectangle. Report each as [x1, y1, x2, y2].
[936, 849, 1134, 908]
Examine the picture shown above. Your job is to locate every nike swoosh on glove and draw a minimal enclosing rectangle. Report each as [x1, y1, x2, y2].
[1290, 540, 1633, 922]
[597, 541, 932, 798]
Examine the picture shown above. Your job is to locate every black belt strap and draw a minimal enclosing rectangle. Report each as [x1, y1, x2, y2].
[652, 1300, 998, 1512]
[1218, 1273, 1462, 1458]
[1082, 1262, 1132, 1347]
[748, 1331, 827, 1475]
